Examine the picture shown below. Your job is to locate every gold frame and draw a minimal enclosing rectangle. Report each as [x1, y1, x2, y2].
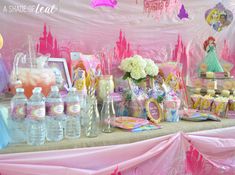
[145, 98, 162, 124]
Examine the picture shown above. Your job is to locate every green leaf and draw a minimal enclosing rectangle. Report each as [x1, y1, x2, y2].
[157, 96, 164, 103]
[123, 72, 131, 80]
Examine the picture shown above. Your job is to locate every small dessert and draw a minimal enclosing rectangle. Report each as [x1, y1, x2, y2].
[221, 90, 230, 97]
[206, 72, 215, 78]
[207, 89, 215, 96]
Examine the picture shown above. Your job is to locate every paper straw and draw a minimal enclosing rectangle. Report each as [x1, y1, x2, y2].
[86, 86, 96, 137]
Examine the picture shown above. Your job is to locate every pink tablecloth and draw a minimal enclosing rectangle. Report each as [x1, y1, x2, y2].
[0, 127, 235, 175]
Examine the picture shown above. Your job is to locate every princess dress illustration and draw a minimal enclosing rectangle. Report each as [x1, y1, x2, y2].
[0, 33, 10, 149]
[203, 37, 224, 72]
[0, 33, 9, 94]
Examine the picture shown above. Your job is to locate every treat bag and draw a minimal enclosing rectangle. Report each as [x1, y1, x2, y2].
[200, 97, 214, 112]
[191, 96, 201, 110]
[129, 99, 147, 119]
[163, 99, 181, 122]
[229, 100, 235, 111]
[212, 101, 228, 118]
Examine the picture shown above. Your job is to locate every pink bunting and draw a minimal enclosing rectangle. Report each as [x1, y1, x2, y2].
[91, 0, 117, 8]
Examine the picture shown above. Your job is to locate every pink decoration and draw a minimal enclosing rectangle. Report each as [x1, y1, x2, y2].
[114, 30, 133, 62]
[220, 40, 235, 75]
[177, 4, 189, 20]
[91, 0, 117, 8]
[144, 0, 180, 19]
[36, 24, 73, 76]
[100, 30, 133, 75]
[172, 34, 187, 77]
[36, 24, 60, 58]
[221, 39, 231, 63]
[1, 127, 235, 174]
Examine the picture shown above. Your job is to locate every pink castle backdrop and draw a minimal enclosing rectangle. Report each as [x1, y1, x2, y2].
[1, 0, 235, 84]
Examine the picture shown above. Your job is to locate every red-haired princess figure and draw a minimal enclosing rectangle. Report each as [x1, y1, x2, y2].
[203, 36, 224, 72]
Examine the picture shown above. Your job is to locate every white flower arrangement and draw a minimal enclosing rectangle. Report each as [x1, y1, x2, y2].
[119, 55, 159, 83]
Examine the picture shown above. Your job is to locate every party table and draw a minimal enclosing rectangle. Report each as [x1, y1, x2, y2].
[1, 97, 235, 154]
[1, 116, 235, 154]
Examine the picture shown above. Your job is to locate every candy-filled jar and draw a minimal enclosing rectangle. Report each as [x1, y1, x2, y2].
[98, 75, 114, 101]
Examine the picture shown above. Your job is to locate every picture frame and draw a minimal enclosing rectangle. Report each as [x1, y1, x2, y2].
[48, 58, 72, 91]
[145, 98, 163, 124]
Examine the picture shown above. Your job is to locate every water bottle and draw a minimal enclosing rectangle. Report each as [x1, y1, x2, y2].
[9, 88, 27, 143]
[26, 87, 46, 145]
[64, 87, 81, 138]
[46, 86, 64, 142]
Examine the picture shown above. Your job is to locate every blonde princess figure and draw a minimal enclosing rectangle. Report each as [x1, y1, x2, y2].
[165, 73, 180, 92]
[206, 9, 220, 31]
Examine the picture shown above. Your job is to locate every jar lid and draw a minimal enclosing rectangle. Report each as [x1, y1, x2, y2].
[100, 75, 113, 80]
[33, 87, 42, 93]
[70, 87, 77, 92]
[51, 86, 59, 92]
[16, 88, 24, 93]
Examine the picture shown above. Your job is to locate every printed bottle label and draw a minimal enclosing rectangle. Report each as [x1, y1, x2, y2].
[65, 102, 80, 116]
[46, 102, 64, 117]
[27, 105, 45, 120]
[11, 104, 26, 119]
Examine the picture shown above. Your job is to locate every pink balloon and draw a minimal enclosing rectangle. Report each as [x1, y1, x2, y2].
[91, 0, 117, 8]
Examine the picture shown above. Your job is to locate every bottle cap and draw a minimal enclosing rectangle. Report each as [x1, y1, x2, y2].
[16, 88, 24, 93]
[51, 86, 59, 92]
[33, 87, 42, 93]
[70, 87, 77, 92]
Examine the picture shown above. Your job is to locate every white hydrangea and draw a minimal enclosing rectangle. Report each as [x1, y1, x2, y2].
[131, 67, 147, 80]
[145, 59, 159, 76]
[120, 55, 159, 80]
[131, 55, 147, 69]
[120, 57, 133, 72]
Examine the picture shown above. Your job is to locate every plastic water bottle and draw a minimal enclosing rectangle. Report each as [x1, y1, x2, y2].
[26, 87, 46, 145]
[46, 86, 64, 142]
[64, 87, 81, 138]
[9, 88, 27, 143]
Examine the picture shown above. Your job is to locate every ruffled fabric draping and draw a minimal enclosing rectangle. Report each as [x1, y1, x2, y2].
[0, 127, 235, 175]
